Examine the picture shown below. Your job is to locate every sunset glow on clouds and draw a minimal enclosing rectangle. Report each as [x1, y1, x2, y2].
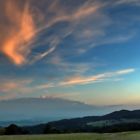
[37, 68, 135, 88]
[59, 68, 135, 86]
[0, 0, 101, 66]
[1, 1, 36, 65]
[0, 0, 140, 105]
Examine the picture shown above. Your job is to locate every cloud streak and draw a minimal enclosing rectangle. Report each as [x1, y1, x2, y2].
[37, 1, 101, 32]
[0, 79, 32, 93]
[59, 68, 135, 86]
[115, 0, 140, 6]
[38, 68, 135, 88]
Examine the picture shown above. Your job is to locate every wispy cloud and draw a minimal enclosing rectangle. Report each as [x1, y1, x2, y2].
[0, 0, 103, 66]
[37, 1, 101, 32]
[38, 68, 135, 88]
[0, 0, 137, 66]
[0, 78, 35, 100]
[48, 55, 92, 74]
[0, 68, 135, 100]
[116, 69, 135, 75]
[59, 68, 135, 86]
[37, 83, 55, 89]
[114, 0, 140, 6]
[0, 79, 33, 94]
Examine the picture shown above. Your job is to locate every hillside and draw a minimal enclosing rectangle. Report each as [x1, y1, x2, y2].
[1, 110, 140, 134]
[24, 110, 140, 134]
[45, 110, 140, 132]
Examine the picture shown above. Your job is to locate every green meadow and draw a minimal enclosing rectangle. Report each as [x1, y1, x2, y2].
[0, 132, 140, 140]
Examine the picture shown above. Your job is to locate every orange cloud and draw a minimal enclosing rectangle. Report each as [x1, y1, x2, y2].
[0, 79, 33, 100]
[60, 75, 98, 86]
[37, 68, 135, 89]
[0, 79, 32, 92]
[1, 1, 36, 65]
[60, 68, 135, 86]
[0, 82, 18, 92]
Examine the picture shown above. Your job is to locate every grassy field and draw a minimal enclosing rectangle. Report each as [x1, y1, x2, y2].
[0, 131, 140, 140]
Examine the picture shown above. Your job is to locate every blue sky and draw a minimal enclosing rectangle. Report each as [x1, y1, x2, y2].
[0, 0, 140, 105]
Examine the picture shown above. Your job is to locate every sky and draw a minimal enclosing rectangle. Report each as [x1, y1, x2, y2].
[0, 0, 140, 105]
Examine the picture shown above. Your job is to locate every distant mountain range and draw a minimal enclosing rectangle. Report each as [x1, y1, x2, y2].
[48, 110, 140, 128]
[0, 98, 140, 126]
[0, 109, 140, 134]
[25, 110, 140, 134]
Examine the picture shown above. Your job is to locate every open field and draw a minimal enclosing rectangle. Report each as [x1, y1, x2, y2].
[0, 131, 140, 140]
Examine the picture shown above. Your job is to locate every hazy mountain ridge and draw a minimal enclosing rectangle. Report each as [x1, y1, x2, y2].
[0, 98, 140, 126]
[24, 109, 140, 134]
[1, 109, 140, 134]
[45, 110, 140, 133]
